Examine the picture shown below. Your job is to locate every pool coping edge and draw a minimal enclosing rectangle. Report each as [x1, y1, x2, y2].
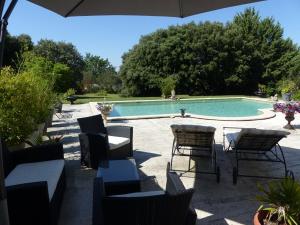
[89, 97, 276, 121]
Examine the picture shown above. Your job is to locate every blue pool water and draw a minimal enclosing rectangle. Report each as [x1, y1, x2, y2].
[109, 98, 272, 118]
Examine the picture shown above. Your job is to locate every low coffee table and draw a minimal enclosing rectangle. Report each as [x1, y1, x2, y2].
[96, 158, 141, 195]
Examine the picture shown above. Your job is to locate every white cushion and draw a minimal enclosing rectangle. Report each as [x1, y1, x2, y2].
[108, 135, 130, 150]
[111, 191, 165, 197]
[239, 128, 290, 137]
[5, 160, 64, 201]
[223, 129, 241, 148]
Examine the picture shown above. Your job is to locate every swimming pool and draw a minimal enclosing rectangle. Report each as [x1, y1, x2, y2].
[109, 98, 272, 118]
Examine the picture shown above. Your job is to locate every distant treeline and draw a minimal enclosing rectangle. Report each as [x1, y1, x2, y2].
[4, 8, 300, 97]
[120, 8, 300, 97]
[3, 35, 120, 94]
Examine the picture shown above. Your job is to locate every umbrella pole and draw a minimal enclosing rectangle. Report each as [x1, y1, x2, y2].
[0, 0, 18, 67]
[0, 1, 18, 225]
[0, 142, 9, 225]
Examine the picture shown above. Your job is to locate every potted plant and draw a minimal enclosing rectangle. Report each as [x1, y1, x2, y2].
[96, 103, 113, 125]
[254, 178, 300, 225]
[273, 102, 300, 129]
[160, 76, 176, 99]
[279, 80, 297, 102]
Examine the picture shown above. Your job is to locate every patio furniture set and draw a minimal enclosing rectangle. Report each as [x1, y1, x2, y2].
[77, 114, 197, 225]
[0, 113, 293, 225]
[77, 114, 293, 225]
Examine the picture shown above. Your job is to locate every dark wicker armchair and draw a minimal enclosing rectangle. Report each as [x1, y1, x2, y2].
[77, 115, 133, 168]
[1, 139, 65, 225]
[93, 163, 197, 225]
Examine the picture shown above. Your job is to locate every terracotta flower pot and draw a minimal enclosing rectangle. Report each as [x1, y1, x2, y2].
[253, 211, 268, 225]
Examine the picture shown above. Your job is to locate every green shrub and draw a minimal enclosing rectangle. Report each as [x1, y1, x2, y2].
[97, 90, 108, 96]
[160, 76, 176, 97]
[0, 68, 36, 145]
[0, 67, 54, 145]
[278, 79, 297, 94]
[293, 90, 300, 100]
[63, 88, 76, 98]
[27, 72, 55, 123]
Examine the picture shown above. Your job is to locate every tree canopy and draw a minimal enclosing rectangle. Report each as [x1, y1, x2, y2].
[82, 53, 120, 93]
[3, 35, 117, 94]
[120, 8, 300, 96]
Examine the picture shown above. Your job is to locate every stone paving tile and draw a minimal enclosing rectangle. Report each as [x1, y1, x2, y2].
[53, 103, 300, 225]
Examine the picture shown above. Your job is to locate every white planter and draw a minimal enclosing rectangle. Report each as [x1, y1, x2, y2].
[282, 93, 292, 101]
[101, 112, 110, 126]
[38, 123, 46, 134]
[25, 130, 40, 147]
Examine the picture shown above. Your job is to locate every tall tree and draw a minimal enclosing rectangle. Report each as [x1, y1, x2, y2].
[34, 39, 84, 91]
[3, 33, 33, 68]
[225, 8, 299, 94]
[83, 53, 120, 93]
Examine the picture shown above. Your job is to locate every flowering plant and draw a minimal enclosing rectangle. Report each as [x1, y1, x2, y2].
[96, 103, 113, 114]
[273, 102, 300, 115]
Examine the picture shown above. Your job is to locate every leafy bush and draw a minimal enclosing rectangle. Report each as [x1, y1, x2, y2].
[0, 67, 54, 145]
[97, 90, 108, 96]
[293, 90, 300, 100]
[160, 76, 176, 97]
[0, 68, 34, 145]
[278, 79, 297, 94]
[25, 72, 55, 123]
[64, 88, 76, 98]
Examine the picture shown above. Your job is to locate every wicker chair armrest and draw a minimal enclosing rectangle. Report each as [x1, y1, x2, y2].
[107, 126, 133, 140]
[6, 181, 50, 225]
[11, 143, 64, 165]
[185, 207, 197, 225]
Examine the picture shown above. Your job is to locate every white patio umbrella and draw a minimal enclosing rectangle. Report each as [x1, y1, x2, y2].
[0, 0, 264, 225]
[28, 0, 263, 18]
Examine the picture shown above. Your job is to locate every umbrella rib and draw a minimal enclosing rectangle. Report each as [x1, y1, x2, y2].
[178, 0, 183, 18]
[64, 0, 85, 17]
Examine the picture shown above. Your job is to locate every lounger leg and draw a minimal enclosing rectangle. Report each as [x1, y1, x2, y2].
[170, 139, 176, 170]
[212, 140, 216, 171]
[188, 150, 191, 171]
[278, 144, 288, 177]
[233, 150, 239, 185]
[223, 131, 226, 151]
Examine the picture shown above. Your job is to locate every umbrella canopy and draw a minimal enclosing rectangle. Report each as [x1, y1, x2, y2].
[28, 0, 263, 18]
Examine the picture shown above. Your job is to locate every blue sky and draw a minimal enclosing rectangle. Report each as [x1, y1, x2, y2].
[6, 0, 300, 69]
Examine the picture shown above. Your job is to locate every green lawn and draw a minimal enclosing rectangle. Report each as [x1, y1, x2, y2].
[66, 93, 249, 104]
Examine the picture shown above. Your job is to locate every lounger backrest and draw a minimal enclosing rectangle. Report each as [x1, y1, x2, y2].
[235, 129, 290, 151]
[171, 124, 215, 148]
[77, 115, 107, 134]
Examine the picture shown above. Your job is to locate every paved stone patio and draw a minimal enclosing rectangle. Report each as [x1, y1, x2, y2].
[52, 103, 300, 225]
